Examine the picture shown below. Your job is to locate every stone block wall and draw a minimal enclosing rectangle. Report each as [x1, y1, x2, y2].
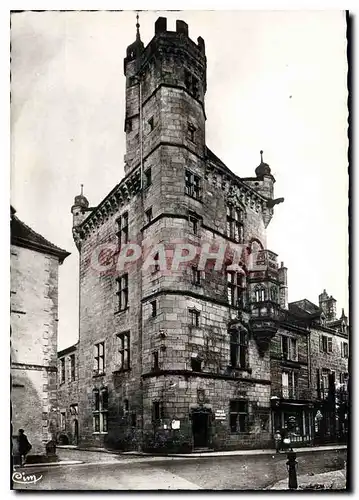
[11, 246, 59, 454]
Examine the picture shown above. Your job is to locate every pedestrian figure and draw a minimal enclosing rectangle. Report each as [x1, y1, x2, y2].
[281, 427, 291, 451]
[18, 429, 32, 466]
[274, 429, 282, 453]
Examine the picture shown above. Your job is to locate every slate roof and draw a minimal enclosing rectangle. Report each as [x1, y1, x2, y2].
[289, 299, 322, 319]
[11, 206, 70, 263]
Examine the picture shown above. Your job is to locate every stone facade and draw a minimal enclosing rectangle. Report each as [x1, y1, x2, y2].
[68, 17, 348, 452]
[57, 343, 79, 444]
[11, 207, 69, 457]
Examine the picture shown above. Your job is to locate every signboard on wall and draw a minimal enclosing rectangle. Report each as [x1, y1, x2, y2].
[171, 420, 180, 430]
[215, 410, 226, 420]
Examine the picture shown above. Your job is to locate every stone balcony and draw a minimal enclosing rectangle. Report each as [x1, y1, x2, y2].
[248, 300, 280, 355]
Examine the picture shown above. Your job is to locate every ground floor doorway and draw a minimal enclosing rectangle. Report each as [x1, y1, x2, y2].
[192, 410, 211, 449]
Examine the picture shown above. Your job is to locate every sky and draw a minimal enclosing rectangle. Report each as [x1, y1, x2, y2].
[10, 10, 349, 350]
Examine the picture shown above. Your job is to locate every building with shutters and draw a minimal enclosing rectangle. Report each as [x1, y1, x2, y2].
[67, 16, 348, 452]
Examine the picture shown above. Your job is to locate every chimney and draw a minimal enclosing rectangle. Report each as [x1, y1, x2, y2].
[278, 262, 288, 310]
[155, 17, 167, 35]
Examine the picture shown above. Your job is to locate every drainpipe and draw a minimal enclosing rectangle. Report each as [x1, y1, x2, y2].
[139, 78, 144, 190]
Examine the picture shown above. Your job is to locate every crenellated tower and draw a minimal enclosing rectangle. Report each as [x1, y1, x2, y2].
[123, 16, 207, 177]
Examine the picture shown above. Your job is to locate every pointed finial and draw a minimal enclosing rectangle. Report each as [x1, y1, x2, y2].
[80, 184, 84, 196]
[260, 150, 264, 163]
[136, 12, 141, 40]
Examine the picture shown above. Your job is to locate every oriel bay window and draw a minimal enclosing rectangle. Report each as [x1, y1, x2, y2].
[226, 205, 244, 243]
[255, 286, 266, 302]
[116, 274, 128, 311]
[230, 329, 248, 369]
[92, 387, 108, 433]
[229, 400, 248, 433]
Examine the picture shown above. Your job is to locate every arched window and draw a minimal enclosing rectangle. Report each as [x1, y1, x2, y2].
[255, 286, 266, 302]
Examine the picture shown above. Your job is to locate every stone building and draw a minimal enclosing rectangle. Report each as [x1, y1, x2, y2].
[69, 17, 348, 452]
[288, 293, 349, 442]
[57, 343, 79, 445]
[11, 206, 70, 458]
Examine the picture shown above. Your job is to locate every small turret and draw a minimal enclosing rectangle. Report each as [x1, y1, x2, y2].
[124, 13, 145, 75]
[71, 184, 89, 229]
[254, 150, 275, 199]
[278, 261, 288, 310]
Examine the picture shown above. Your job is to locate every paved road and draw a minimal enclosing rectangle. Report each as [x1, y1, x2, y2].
[11, 451, 347, 491]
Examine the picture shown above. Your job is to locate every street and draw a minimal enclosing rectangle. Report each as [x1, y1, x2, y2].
[12, 448, 347, 490]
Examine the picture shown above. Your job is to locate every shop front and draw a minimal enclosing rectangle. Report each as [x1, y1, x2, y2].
[271, 399, 314, 446]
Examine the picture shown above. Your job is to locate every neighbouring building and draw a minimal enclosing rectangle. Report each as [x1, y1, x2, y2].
[11, 206, 70, 458]
[67, 16, 349, 452]
[57, 343, 79, 445]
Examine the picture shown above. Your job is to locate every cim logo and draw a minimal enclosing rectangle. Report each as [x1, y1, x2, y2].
[12, 471, 42, 485]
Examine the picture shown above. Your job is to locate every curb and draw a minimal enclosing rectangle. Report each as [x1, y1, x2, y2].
[16, 460, 84, 468]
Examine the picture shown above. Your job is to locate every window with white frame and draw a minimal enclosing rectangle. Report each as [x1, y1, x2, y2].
[281, 336, 298, 361]
[321, 335, 333, 353]
[282, 370, 298, 399]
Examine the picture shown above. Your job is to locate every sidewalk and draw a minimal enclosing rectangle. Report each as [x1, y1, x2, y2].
[270, 468, 347, 490]
[55, 443, 346, 464]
